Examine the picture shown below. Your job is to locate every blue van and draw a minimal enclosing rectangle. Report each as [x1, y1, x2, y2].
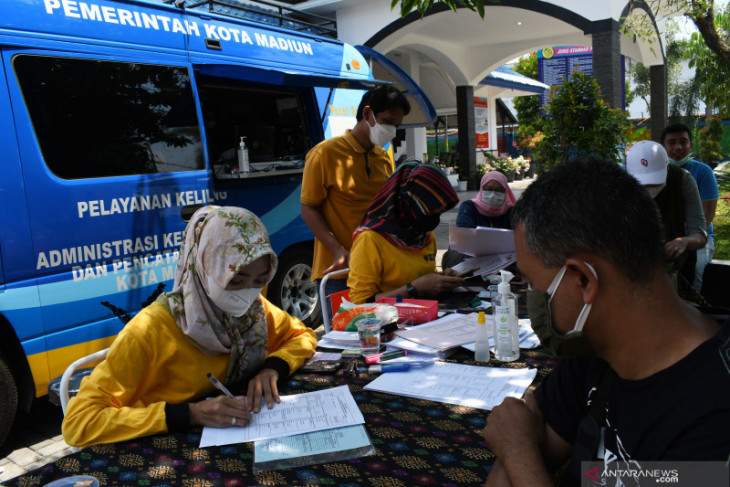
[0, 0, 434, 446]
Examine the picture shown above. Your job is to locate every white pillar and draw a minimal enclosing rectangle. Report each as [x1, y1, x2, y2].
[406, 127, 428, 162]
[489, 96, 499, 154]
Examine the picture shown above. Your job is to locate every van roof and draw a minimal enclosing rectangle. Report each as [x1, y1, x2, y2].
[1, 0, 376, 88]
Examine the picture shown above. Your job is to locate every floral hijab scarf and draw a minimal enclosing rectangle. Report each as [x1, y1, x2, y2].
[165, 206, 277, 385]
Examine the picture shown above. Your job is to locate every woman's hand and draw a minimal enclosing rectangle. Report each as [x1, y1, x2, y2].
[413, 272, 464, 296]
[665, 237, 688, 261]
[247, 368, 281, 413]
[189, 395, 251, 428]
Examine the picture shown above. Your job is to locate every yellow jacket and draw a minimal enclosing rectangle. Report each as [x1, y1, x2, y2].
[62, 298, 316, 447]
[347, 230, 437, 304]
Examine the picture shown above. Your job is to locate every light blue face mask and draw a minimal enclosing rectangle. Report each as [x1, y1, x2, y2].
[668, 154, 692, 167]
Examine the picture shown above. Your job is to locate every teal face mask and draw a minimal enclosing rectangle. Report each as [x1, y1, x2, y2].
[668, 154, 692, 167]
[525, 263, 597, 357]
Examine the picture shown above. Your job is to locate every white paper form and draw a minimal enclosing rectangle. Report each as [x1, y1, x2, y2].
[451, 253, 517, 277]
[363, 361, 537, 411]
[395, 312, 480, 350]
[318, 331, 360, 350]
[199, 385, 364, 447]
[254, 425, 371, 464]
[449, 226, 515, 256]
[461, 319, 541, 351]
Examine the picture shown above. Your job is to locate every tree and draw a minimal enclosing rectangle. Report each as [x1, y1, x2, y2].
[530, 71, 631, 171]
[627, 18, 703, 122]
[511, 53, 539, 129]
[684, 6, 730, 116]
[697, 116, 724, 164]
[390, 0, 730, 67]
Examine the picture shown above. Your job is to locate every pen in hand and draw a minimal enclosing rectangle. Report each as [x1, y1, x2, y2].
[207, 372, 235, 398]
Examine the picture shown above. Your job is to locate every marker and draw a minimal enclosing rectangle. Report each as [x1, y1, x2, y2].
[368, 363, 411, 373]
[365, 349, 407, 364]
[207, 372, 235, 398]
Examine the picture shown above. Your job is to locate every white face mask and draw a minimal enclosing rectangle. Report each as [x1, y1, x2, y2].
[668, 154, 692, 167]
[645, 183, 666, 199]
[206, 274, 262, 317]
[481, 190, 506, 208]
[368, 112, 396, 147]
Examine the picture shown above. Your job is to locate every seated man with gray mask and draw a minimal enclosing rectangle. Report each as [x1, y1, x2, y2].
[482, 158, 730, 486]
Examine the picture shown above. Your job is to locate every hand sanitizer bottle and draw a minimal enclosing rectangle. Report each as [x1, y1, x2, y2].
[237, 136, 249, 173]
[474, 311, 490, 362]
[493, 270, 519, 362]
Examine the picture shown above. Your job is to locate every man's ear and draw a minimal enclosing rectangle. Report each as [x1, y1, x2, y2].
[363, 105, 373, 123]
[564, 258, 598, 305]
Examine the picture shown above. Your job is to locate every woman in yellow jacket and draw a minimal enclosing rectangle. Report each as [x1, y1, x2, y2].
[62, 206, 317, 447]
[347, 163, 464, 304]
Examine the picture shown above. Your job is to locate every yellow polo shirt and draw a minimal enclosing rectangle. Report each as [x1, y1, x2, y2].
[347, 230, 437, 304]
[301, 130, 393, 280]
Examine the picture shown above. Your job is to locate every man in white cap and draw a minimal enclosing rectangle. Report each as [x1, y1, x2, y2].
[625, 140, 706, 285]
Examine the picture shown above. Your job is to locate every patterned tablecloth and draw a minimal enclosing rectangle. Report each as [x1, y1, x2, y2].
[5, 349, 557, 487]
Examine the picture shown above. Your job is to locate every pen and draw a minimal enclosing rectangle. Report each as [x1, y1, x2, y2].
[207, 372, 235, 398]
[368, 363, 411, 373]
[365, 349, 407, 364]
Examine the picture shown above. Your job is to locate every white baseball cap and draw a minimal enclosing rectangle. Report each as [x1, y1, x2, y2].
[626, 140, 668, 185]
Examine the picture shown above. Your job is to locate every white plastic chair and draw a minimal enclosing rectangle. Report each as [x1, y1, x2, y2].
[59, 348, 109, 452]
[319, 268, 349, 333]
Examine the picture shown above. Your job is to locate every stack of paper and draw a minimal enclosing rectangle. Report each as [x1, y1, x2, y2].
[451, 253, 517, 278]
[461, 318, 541, 351]
[449, 226, 516, 257]
[394, 313, 481, 351]
[200, 385, 364, 447]
[317, 330, 360, 350]
[364, 361, 537, 410]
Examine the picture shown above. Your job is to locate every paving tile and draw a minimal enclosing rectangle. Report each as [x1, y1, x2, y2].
[6, 447, 42, 468]
[0, 461, 26, 483]
[35, 440, 72, 458]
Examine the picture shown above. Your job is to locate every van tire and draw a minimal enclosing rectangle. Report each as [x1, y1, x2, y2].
[0, 353, 19, 448]
[268, 248, 321, 328]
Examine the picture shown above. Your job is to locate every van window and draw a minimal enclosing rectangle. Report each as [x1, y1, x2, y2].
[198, 81, 311, 175]
[14, 55, 204, 179]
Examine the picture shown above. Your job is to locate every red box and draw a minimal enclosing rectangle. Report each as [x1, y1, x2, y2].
[375, 297, 438, 325]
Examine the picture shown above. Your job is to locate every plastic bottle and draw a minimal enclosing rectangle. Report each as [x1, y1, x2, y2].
[474, 311, 490, 361]
[237, 136, 249, 173]
[493, 269, 519, 362]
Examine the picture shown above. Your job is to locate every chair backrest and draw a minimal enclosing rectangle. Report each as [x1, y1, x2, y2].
[318, 268, 349, 333]
[329, 289, 350, 318]
[59, 348, 109, 452]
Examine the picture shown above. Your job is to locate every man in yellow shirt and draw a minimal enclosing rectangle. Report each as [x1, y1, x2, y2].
[301, 85, 410, 305]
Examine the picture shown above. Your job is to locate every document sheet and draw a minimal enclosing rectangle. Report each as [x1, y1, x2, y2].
[449, 226, 515, 256]
[253, 424, 373, 470]
[200, 385, 364, 447]
[395, 313, 481, 350]
[363, 361, 537, 410]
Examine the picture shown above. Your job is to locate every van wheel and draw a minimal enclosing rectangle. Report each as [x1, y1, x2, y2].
[0, 354, 19, 448]
[268, 248, 321, 328]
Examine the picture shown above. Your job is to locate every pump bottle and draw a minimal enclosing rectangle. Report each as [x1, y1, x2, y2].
[237, 136, 249, 173]
[493, 269, 519, 362]
[474, 311, 490, 362]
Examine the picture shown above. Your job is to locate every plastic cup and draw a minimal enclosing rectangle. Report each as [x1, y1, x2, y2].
[356, 318, 381, 355]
